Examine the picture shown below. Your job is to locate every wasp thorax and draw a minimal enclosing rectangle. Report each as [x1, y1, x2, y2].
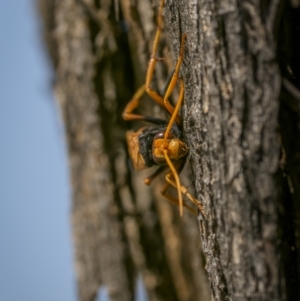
[152, 132, 188, 165]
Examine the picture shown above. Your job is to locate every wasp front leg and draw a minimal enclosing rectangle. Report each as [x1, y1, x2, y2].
[165, 172, 205, 216]
[143, 164, 197, 215]
[160, 181, 197, 215]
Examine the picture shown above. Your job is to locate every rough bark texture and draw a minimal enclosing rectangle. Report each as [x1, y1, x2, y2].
[166, 1, 281, 300]
[38, 0, 300, 301]
[162, 1, 300, 300]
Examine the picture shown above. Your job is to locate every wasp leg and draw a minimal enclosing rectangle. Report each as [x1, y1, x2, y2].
[160, 181, 197, 214]
[163, 33, 187, 125]
[165, 172, 205, 216]
[123, 0, 166, 116]
[164, 78, 184, 141]
[122, 84, 146, 121]
[122, 84, 167, 124]
[144, 166, 167, 185]
[162, 152, 185, 216]
[145, 0, 166, 109]
[122, 0, 164, 122]
[143, 0, 181, 125]
[144, 165, 197, 214]
[123, 0, 179, 123]
[122, 85, 166, 124]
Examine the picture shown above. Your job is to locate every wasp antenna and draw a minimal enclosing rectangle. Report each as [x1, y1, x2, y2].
[157, 0, 164, 26]
[163, 150, 183, 216]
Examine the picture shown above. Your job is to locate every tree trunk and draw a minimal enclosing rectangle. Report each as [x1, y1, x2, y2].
[38, 0, 300, 301]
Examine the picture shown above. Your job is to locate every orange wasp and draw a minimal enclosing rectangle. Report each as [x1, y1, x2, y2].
[123, 0, 204, 216]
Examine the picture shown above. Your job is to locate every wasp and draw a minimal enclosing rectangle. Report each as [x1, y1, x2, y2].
[122, 0, 204, 216]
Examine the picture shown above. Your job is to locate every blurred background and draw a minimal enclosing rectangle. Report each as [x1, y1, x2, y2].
[0, 1, 96, 300]
[0, 0, 210, 300]
[0, 1, 148, 300]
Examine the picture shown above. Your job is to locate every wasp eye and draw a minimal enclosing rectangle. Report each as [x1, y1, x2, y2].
[153, 132, 174, 140]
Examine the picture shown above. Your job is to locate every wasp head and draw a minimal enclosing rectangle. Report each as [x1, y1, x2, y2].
[152, 132, 188, 165]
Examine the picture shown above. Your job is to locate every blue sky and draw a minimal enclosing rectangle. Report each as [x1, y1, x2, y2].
[0, 1, 147, 301]
[0, 1, 76, 300]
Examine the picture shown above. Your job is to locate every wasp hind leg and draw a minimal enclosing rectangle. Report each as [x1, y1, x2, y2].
[144, 0, 169, 111]
[123, 0, 174, 123]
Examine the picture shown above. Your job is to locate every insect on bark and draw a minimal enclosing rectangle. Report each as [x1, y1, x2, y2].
[122, 0, 204, 216]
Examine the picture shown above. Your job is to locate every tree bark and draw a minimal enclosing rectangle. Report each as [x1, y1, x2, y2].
[38, 0, 300, 301]
[166, 0, 280, 300]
